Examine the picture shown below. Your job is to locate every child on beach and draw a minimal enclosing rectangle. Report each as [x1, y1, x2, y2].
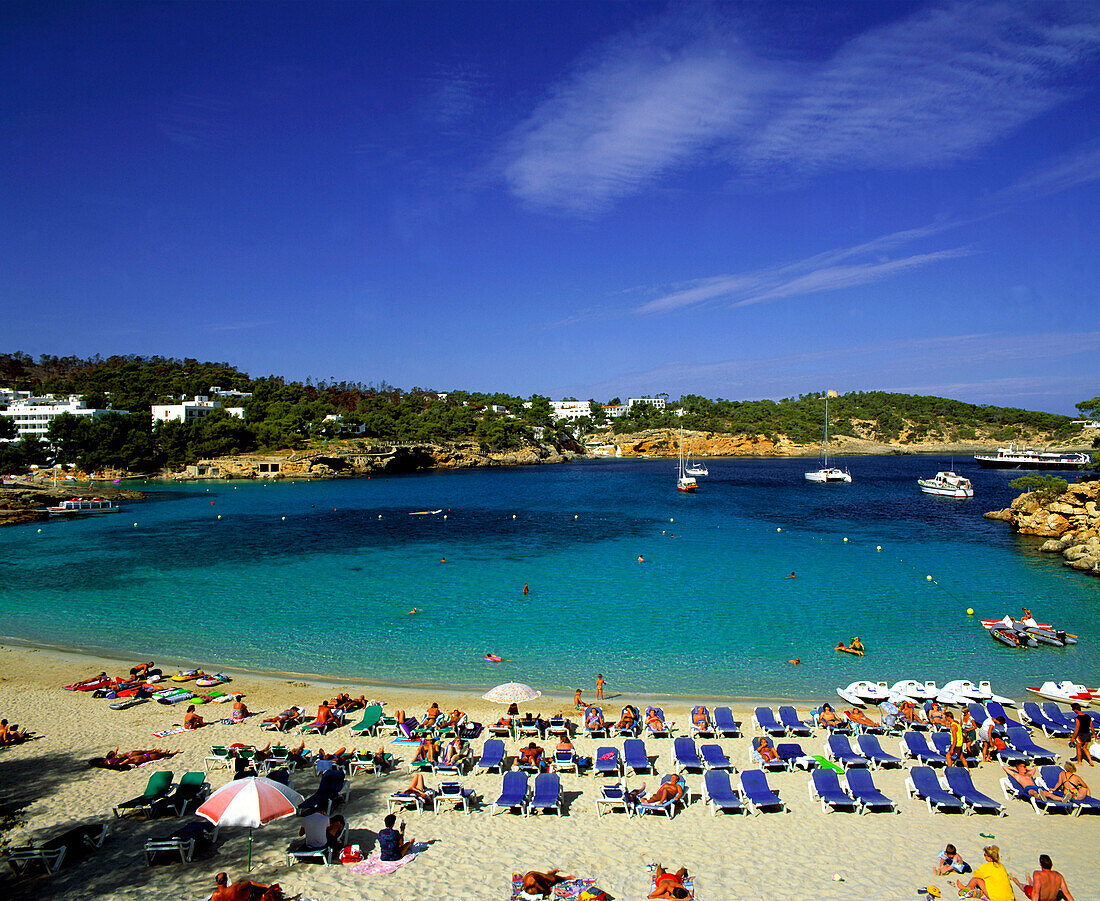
[596, 674, 605, 700]
[934, 844, 968, 875]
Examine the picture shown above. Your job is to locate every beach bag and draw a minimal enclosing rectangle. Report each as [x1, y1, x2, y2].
[579, 890, 609, 900]
[340, 844, 363, 863]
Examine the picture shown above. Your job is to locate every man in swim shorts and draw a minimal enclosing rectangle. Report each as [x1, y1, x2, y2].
[944, 711, 968, 768]
[1003, 762, 1063, 802]
[648, 863, 691, 899]
[1011, 854, 1077, 901]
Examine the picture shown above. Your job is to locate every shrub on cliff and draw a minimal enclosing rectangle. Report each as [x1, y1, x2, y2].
[1010, 475, 1068, 502]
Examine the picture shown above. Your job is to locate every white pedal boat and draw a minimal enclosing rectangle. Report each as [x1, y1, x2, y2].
[888, 680, 939, 703]
[937, 680, 1017, 707]
[1025, 681, 1100, 705]
[837, 680, 890, 707]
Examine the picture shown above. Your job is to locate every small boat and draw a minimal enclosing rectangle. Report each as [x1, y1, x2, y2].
[195, 673, 231, 687]
[46, 497, 120, 516]
[170, 669, 201, 682]
[676, 425, 697, 493]
[937, 679, 1016, 706]
[836, 680, 890, 706]
[974, 444, 1090, 470]
[981, 618, 1076, 645]
[989, 625, 1036, 648]
[888, 680, 939, 702]
[805, 393, 851, 483]
[918, 471, 973, 498]
[1025, 681, 1100, 705]
[684, 439, 708, 477]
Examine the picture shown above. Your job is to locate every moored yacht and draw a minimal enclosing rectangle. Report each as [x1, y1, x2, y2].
[918, 471, 973, 498]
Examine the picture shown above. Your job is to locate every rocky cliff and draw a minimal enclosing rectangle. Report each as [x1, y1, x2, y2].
[984, 479, 1100, 578]
[0, 481, 146, 527]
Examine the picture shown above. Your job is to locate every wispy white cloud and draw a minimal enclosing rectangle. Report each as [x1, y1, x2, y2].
[501, 2, 1100, 212]
[995, 140, 1100, 202]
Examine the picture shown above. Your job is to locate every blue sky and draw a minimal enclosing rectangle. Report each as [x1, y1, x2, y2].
[2, 1, 1098, 413]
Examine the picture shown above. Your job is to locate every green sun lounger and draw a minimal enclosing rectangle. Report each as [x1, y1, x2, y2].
[350, 704, 383, 736]
[113, 770, 174, 818]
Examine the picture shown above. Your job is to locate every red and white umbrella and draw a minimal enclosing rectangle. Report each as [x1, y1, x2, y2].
[196, 776, 304, 869]
[482, 681, 541, 704]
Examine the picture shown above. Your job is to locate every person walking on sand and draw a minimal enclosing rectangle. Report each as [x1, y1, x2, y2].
[596, 674, 604, 701]
[1070, 703, 1094, 766]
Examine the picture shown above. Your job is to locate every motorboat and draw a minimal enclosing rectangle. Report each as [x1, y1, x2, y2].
[938, 680, 1016, 706]
[676, 425, 697, 493]
[805, 393, 851, 483]
[836, 680, 890, 707]
[981, 618, 1077, 647]
[888, 680, 939, 702]
[974, 444, 1090, 470]
[1025, 681, 1100, 705]
[990, 625, 1037, 648]
[917, 471, 973, 498]
[46, 497, 120, 516]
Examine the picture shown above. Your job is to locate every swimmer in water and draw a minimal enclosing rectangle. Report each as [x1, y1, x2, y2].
[637, 554, 644, 563]
[788, 659, 800, 665]
[789, 572, 796, 578]
[523, 584, 529, 595]
[408, 607, 418, 615]
[440, 557, 446, 563]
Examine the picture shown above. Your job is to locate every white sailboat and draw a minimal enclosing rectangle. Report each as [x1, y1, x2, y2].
[805, 393, 851, 483]
[684, 438, 708, 477]
[677, 425, 697, 492]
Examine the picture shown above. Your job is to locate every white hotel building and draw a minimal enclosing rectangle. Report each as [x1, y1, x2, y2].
[0, 395, 110, 440]
[151, 396, 245, 424]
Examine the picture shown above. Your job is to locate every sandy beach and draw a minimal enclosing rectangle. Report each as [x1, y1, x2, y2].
[0, 644, 1095, 901]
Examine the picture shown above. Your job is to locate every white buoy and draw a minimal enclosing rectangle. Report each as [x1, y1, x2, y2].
[574, 515, 578, 519]
[133, 522, 138, 527]
[36, 528, 41, 533]
[378, 514, 382, 519]
[512, 514, 516, 519]
[669, 518, 674, 523]
[876, 545, 881, 551]
[776, 527, 781, 532]
[843, 537, 848, 543]
[281, 516, 285, 521]
[217, 514, 221, 520]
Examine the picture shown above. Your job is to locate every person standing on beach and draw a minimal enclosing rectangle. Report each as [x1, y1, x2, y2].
[944, 711, 968, 768]
[1012, 854, 1076, 901]
[596, 674, 604, 701]
[1070, 703, 1094, 766]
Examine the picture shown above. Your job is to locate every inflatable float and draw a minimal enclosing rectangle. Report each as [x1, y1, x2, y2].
[484, 654, 501, 662]
[196, 673, 230, 687]
[171, 669, 201, 682]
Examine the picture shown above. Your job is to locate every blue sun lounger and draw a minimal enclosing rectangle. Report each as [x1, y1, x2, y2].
[584, 707, 607, 738]
[713, 706, 741, 737]
[1038, 766, 1100, 816]
[553, 749, 579, 774]
[1006, 726, 1059, 764]
[672, 736, 704, 773]
[1021, 702, 1073, 738]
[985, 701, 1025, 730]
[808, 768, 859, 813]
[1000, 771, 1073, 815]
[749, 736, 786, 772]
[526, 773, 562, 817]
[778, 706, 813, 737]
[1040, 702, 1075, 731]
[474, 739, 506, 774]
[942, 767, 1005, 816]
[855, 734, 903, 769]
[490, 771, 529, 816]
[737, 769, 786, 814]
[844, 768, 896, 813]
[593, 746, 621, 779]
[905, 766, 965, 815]
[689, 706, 714, 738]
[623, 739, 651, 775]
[826, 734, 869, 769]
[644, 706, 672, 738]
[902, 732, 948, 767]
[700, 744, 733, 771]
[753, 707, 786, 737]
[702, 770, 745, 816]
[775, 742, 814, 771]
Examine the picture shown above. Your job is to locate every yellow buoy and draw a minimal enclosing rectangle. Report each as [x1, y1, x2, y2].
[36, 528, 41, 533]
[876, 545, 881, 551]
[512, 514, 516, 519]
[443, 515, 447, 519]
[217, 514, 221, 520]
[669, 518, 674, 523]
[281, 516, 285, 521]
[843, 537, 848, 543]
[926, 575, 932, 582]
[967, 608, 974, 616]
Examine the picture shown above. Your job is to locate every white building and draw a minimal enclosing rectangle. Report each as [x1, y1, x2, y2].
[209, 386, 253, 400]
[0, 394, 110, 440]
[550, 400, 591, 422]
[628, 396, 665, 411]
[603, 404, 628, 418]
[151, 396, 245, 425]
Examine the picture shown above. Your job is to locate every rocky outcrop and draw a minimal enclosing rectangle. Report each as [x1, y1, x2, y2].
[170, 437, 582, 481]
[0, 481, 146, 527]
[984, 479, 1100, 577]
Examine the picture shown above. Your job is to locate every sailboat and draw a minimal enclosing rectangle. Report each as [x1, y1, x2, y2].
[684, 437, 708, 477]
[804, 393, 851, 483]
[677, 425, 697, 492]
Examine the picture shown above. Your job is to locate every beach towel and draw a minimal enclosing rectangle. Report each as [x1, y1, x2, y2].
[219, 712, 259, 726]
[510, 875, 598, 900]
[153, 726, 188, 738]
[349, 848, 420, 875]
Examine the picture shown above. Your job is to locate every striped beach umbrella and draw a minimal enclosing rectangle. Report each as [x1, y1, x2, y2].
[482, 682, 542, 704]
[196, 776, 303, 870]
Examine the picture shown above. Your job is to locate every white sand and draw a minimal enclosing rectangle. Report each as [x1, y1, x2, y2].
[0, 644, 1095, 900]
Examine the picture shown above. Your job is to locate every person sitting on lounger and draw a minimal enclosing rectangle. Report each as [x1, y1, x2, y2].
[395, 772, 433, 804]
[613, 706, 636, 732]
[377, 812, 414, 862]
[301, 765, 346, 810]
[316, 746, 352, 763]
[649, 863, 692, 899]
[183, 706, 205, 730]
[441, 737, 466, 767]
[817, 704, 843, 729]
[1003, 762, 1064, 802]
[845, 708, 878, 729]
[585, 707, 604, 732]
[519, 742, 545, 768]
[314, 702, 337, 729]
[627, 777, 686, 808]
[423, 702, 441, 727]
[926, 702, 946, 727]
[692, 707, 711, 731]
[212, 872, 278, 901]
[645, 708, 666, 733]
[898, 701, 926, 725]
[413, 737, 439, 765]
[755, 737, 779, 763]
[442, 708, 464, 730]
[1047, 763, 1089, 802]
[1011, 854, 1077, 901]
[522, 869, 575, 897]
[556, 734, 574, 752]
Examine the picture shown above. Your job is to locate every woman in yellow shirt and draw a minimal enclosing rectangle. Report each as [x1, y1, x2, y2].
[957, 846, 1014, 901]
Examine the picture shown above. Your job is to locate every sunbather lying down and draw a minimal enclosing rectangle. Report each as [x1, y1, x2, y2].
[522, 869, 575, 897]
[626, 779, 685, 806]
[649, 864, 692, 899]
[89, 748, 178, 769]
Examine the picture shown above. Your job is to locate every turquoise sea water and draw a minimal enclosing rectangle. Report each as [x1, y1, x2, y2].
[0, 457, 1095, 698]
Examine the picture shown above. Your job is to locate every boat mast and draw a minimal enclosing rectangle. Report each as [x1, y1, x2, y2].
[822, 394, 829, 468]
